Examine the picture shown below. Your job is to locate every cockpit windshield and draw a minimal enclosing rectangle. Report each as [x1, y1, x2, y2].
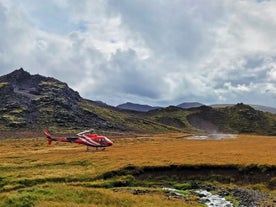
[105, 137, 113, 143]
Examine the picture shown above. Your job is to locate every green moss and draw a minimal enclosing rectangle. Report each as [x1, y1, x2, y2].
[39, 81, 65, 88]
[0, 107, 8, 112]
[224, 195, 240, 207]
[55, 97, 66, 102]
[38, 107, 53, 113]
[0, 82, 8, 88]
[268, 177, 276, 190]
[174, 182, 192, 190]
[3, 114, 20, 121]
[2, 193, 36, 207]
[2, 114, 26, 127]
[10, 108, 25, 114]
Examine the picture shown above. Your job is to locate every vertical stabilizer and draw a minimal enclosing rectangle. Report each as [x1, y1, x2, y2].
[43, 130, 52, 145]
[44, 130, 51, 138]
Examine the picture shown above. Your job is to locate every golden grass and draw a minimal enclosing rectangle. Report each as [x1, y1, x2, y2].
[0, 133, 275, 206]
[1, 134, 275, 180]
[109, 134, 276, 167]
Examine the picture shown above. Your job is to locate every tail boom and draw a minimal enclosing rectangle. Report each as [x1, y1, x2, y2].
[43, 130, 72, 145]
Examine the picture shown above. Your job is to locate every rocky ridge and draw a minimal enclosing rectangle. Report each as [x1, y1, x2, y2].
[0, 68, 113, 130]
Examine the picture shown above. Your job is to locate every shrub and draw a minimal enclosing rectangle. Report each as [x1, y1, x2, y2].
[3, 194, 36, 207]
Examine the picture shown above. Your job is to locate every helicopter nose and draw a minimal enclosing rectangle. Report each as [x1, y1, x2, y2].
[105, 137, 113, 146]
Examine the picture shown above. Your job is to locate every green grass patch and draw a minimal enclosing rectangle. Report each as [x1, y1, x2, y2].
[39, 81, 65, 88]
[0, 184, 138, 207]
[0, 82, 8, 88]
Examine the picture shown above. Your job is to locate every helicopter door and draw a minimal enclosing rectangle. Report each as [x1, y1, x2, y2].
[100, 138, 104, 146]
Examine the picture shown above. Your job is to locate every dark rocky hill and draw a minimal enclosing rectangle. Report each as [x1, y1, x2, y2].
[0, 69, 275, 135]
[0, 69, 118, 131]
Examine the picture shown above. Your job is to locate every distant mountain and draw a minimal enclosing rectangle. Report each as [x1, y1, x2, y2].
[211, 104, 276, 114]
[177, 102, 204, 109]
[116, 102, 161, 112]
[117, 102, 204, 112]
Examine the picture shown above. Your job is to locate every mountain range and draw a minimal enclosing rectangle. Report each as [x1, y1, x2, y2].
[116, 102, 161, 112]
[116, 102, 204, 112]
[117, 102, 276, 114]
[0, 68, 276, 135]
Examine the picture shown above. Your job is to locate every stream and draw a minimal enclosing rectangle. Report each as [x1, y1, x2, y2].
[195, 190, 233, 207]
[163, 188, 233, 207]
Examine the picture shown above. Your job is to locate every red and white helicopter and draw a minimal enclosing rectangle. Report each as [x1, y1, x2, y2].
[43, 129, 113, 151]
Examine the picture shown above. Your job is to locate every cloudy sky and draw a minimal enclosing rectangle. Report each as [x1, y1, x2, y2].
[0, 0, 276, 107]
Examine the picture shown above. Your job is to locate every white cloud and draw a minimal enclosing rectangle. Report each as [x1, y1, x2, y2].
[0, 0, 275, 107]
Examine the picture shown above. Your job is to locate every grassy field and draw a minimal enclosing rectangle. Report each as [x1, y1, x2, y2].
[0, 133, 275, 206]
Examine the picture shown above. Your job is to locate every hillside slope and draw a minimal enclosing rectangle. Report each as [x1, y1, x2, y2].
[144, 104, 276, 135]
[211, 104, 276, 114]
[187, 104, 276, 135]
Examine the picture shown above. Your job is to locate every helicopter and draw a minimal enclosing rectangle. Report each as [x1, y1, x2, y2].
[43, 129, 113, 151]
